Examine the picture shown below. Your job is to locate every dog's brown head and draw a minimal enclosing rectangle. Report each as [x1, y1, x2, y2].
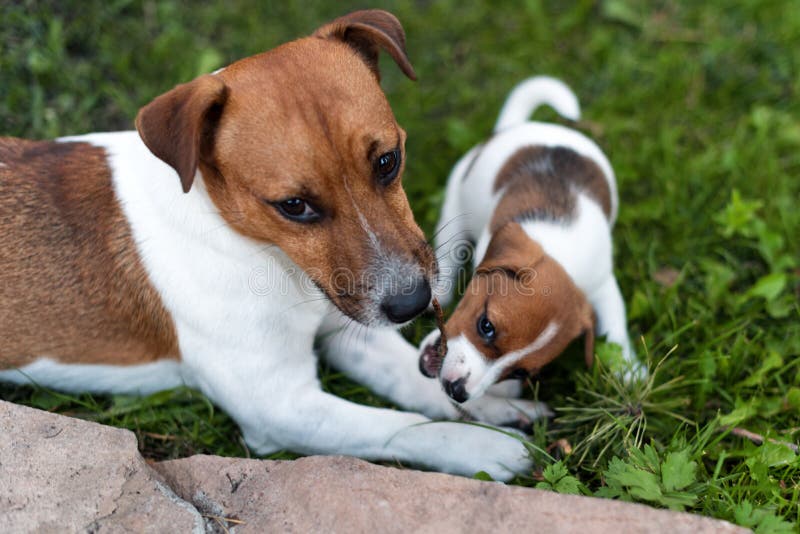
[135, 10, 435, 326]
[419, 222, 594, 402]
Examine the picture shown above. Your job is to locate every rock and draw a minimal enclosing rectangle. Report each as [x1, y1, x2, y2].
[156, 455, 747, 534]
[0, 400, 204, 533]
[0, 400, 748, 533]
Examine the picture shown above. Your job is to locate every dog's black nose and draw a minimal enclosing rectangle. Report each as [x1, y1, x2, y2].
[442, 377, 469, 403]
[381, 278, 431, 324]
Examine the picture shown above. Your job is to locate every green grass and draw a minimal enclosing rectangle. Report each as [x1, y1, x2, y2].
[2, 1, 798, 530]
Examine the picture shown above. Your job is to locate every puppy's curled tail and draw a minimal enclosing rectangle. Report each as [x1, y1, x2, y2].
[493, 76, 581, 133]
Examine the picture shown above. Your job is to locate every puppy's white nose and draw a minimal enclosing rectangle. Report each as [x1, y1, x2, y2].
[381, 278, 431, 323]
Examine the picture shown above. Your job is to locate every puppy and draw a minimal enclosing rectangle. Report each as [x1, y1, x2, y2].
[0, 11, 541, 480]
[420, 76, 636, 403]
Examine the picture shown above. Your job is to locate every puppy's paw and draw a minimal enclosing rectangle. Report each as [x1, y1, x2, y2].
[618, 341, 648, 384]
[462, 396, 553, 429]
[620, 361, 648, 384]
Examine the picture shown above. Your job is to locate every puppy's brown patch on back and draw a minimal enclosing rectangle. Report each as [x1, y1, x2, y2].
[0, 138, 179, 368]
[491, 145, 611, 232]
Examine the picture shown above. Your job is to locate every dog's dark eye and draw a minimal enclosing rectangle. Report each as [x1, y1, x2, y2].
[477, 313, 496, 343]
[375, 150, 401, 185]
[273, 198, 321, 223]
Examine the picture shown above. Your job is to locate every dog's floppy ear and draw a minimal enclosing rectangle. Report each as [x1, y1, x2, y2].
[314, 9, 417, 81]
[136, 74, 229, 193]
[478, 222, 545, 278]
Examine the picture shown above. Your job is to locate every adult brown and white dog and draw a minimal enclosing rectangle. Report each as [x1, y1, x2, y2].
[419, 77, 638, 404]
[0, 11, 546, 480]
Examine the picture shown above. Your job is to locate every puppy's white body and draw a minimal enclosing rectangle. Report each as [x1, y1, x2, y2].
[1, 131, 547, 480]
[435, 76, 633, 363]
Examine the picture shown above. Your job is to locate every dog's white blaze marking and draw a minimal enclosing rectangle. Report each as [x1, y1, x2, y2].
[473, 320, 559, 397]
[342, 174, 427, 325]
[440, 335, 484, 383]
[441, 321, 560, 400]
[211, 66, 227, 75]
[343, 175, 382, 253]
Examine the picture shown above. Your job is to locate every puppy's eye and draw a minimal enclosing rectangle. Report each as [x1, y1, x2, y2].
[272, 198, 321, 223]
[476, 313, 496, 343]
[375, 149, 401, 186]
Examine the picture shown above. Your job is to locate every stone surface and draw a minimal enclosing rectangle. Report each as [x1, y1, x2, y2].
[0, 400, 204, 533]
[0, 400, 748, 533]
[156, 454, 747, 534]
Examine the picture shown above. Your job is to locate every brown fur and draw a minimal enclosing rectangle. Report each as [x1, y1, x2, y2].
[136, 10, 435, 323]
[442, 222, 594, 377]
[0, 139, 179, 368]
[490, 145, 611, 232]
[1, 10, 434, 368]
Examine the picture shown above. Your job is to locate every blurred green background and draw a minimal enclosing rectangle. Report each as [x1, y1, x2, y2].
[1, 1, 798, 529]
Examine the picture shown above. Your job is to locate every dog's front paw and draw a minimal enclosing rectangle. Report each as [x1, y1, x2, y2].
[463, 396, 553, 429]
[418, 423, 533, 481]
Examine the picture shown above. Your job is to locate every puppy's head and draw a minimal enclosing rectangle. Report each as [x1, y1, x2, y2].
[419, 222, 594, 402]
[135, 10, 436, 326]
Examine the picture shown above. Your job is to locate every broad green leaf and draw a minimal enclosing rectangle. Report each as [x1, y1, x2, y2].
[538, 462, 584, 495]
[595, 341, 626, 373]
[746, 272, 787, 302]
[603, 457, 663, 502]
[786, 387, 800, 410]
[733, 500, 757, 527]
[554, 476, 584, 495]
[659, 491, 698, 510]
[754, 441, 798, 468]
[714, 189, 763, 238]
[734, 500, 795, 534]
[541, 461, 569, 484]
[720, 402, 757, 426]
[661, 450, 697, 492]
[740, 351, 783, 387]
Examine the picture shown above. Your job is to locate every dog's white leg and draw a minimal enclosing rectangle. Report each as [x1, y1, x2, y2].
[265, 386, 534, 481]
[318, 315, 550, 426]
[590, 275, 639, 371]
[184, 337, 533, 481]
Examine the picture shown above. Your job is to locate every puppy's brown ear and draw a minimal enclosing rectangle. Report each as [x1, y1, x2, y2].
[136, 74, 229, 193]
[314, 9, 417, 81]
[478, 222, 546, 276]
[582, 302, 596, 367]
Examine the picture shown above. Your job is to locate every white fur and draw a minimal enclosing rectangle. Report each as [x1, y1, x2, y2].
[0, 358, 183, 395]
[430, 77, 636, 394]
[433, 120, 620, 304]
[440, 322, 559, 400]
[3, 131, 537, 481]
[494, 76, 581, 132]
